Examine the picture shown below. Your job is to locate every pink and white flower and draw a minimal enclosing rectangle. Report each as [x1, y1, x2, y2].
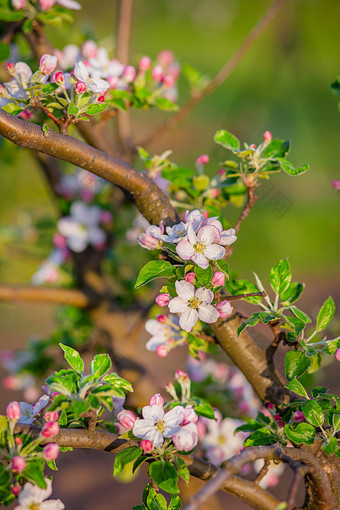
[13, 478, 64, 510]
[200, 416, 244, 465]
[132, 404, 184, 447]
[176, 224, 225, 269]
[74, 61, 109, 94]
[138, 223, 164, 250]
[216, 300, 233, 319]
[145, 315, 183, 353]
[203, 218, 237, 247]
[168, 280, 219, 332]
[172, 422, 198, 452]
[18, 395, 49, 425]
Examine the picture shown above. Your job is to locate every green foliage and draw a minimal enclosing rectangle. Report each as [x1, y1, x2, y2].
[23, 459, 47, 489]
[135, 261, 177, 288]
[286, 378, 308, 398]
[270, 259, 291, 295]
[149, 460, 179, 494]
[284, 423, 316, 445]
[285, 351, 311, 380]
[114, 447, 143, 476]
[316, 297, 335, 331]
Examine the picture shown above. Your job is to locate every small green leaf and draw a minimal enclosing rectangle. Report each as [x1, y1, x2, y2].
[237, 313, 260, 335]
[114, 447, 143, 476]
[135, 260, 177, 288]
[23, 459, 47, 489]
[67, 103, 79, 115]
[280, 282, 304, 305]
[277, 158, 309, 175]
[284, 423, 316, 445]
[285, 351, 311, 380]
[42, 83, 59, 94]
[213, 259, 229, 278]
[286, 378, 308, 398]
[0, 41, 10, 61]
[332, 414, 340, 434]
[59, 343, 84, 374]
[86, 102, 108, 115]
[149, 461, 179, 494]
[193, 401, 215, 419]
[235, 420, 264, 433]
[243, 428, 276, 447]
[262, 139, 290, 158]
[169, 495, 182, 510]
[270, 259, 291, 295]
[323, 338, 340, 356]
[322, 436, 338, 456]
[175, 457, 190, 485]
[194, 265, 213, 286]
[214, 130, 240, 151]
[42, 123, 49, 133]
[155, 97, 178, 111]
[302, 400, 324, 428]
[72, 400, 90, 419]
[90, 354, 111, 377]
[316, 297, 335, 331]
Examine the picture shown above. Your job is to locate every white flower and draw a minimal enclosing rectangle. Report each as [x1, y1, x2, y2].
[57, 0, 81, 9]
[204, 218, 237, 246]
[14, 479, 64, 510]
[168, 280, 219, 332]
[88, 48, 124, 79]
[74, 61, 109, 93]
[201, 417, 244, 465]
[18, 395, 49, 424]
[57, 201, 106, 252]
[145, 315, 182, 351]
[31, 249, 65, 285]
[133, 404, 184, 447]
[176, 224, 225, 269]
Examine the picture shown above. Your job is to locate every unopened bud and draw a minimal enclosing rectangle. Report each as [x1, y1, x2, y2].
[211, 272, 225, 287]
[156, 344, 168, 357]
[138, 56, 152, 71]
[149, 393, 164, 407]
[157, 314, 167, 324]
[117, 410, 136, 429]
[39, 54, 57, 74]
[96, 93, 106, 103]
[43, 443, 59, 461]
[12, 0, 26, 9]
[263, 131, 272, 143]
[54, 71, 65, 84]
[335, 348, 340, 361]
[11, 485, 21, 496]
[6, 401, 21, 421]
[6, 63, 15, 75]
[155, 293, 170, 307]
[196, 154, 209, 166]
[151, 65, 163, 82]
[184, 272, 196, 283]
[163, 75, 175, 88]
[15, 437, 23, 446]
[107, 75, 119, 89]
[215, 300, 233, 319]
[12, 456, 26, 473]
[75, 81, 86, 94]
[42, 421, 60, 438]
[123, 66, 136, 83]
[140, 439, 153, 453]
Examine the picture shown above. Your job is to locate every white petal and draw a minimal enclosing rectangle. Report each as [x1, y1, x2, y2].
[187, 222, 197, 244]
[197, 225, 221, 244]
[151, 430, 164, 447]
[198, 304, 219, 324]
[203, 244, 225, 260]
[142, 405, 164, 422]
[132, 419, 156, 437]
[67, 237, 88, 253]
[57, 0, 81, 9]
[40, 500, 65, 510]
[74, 61, 89, 82]
[191, 252, 209, 269]
[176, 240, 194, 260]
[220, 229, 237, 246]
[145, 319, 165, 336]
[88, 77, 109, 93]
[146, 336, 166, 351]
[168, 297, 188, 314]
[88, 226, 106, 246]
[179, 308, 198, 332]
[164, 406, 184, 429]
[175, 280, 195, 301]
[195, 287, 214, 304]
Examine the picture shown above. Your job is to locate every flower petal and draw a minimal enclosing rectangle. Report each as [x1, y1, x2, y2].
[191, 252, 209, 269]
[195, 287, 214, 304]
[142, 405, 164, 422]
[175, 280, 195, 301]
[220, 228, 237, 246]
[176, 240, 195, 260]
[179, 308, 198, 332]
[168, 296, 188, 314]
[203, 244, 225, 260]
[198, 304, 219, 324]
[197, 225, 220, 244]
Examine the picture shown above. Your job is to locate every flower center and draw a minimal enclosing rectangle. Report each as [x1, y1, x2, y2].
[155, 420, 165, 433]
[217, 435, 226, 446]
[193, 241, 206, 253]
[29, 504, 40, 510]
[188, 297, 202, 309]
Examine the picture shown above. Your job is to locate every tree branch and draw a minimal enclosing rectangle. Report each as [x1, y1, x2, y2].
[0, 109, 178, 225]
[139, 0, 285, 148]
[0, 284, 89, 307]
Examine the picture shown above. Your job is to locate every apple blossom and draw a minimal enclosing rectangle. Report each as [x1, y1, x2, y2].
[185, 272, 196, 283]
[43, 443, 60, 460]
[332, 179, 340, 191]
[201, 416, 244, 465]
[42, 421, 60, 438]
[149, 393, 164, 407]
[13, 479, 64, 510]
[117, 410, 136, 429]
[81, 40, 98, 59]
[216, 300, 233, 319]
[6, 63, 15, 75]
[138, 223, 164, 250]
[12, 456, 27, 473]
[18, 395, 49, 424]
[156, 345, 167, 357]
[151, 65, 163, 82]
[74, 61, 109, 94]
[11, 485, 21, 496]
[212, 271, 225, 287]
[12, 0, 26, 9]
[263, 131, 272, 142]
[132, 403, 184, 447]
[294, 410, 305, 423]
[163, 75, 175, 88]
[181, 405, 198, 425]
[334, 348, 340, 361]
[157, 50, 175, 67]
[123, 66, 136, 83]
[96, 93, 106, 103]
[168, 280, 219, 332]
[140, 439, 153, 453]
[196, 154, 209, 166]
[139, 56, 152, 71]
[145, 315, 184, 354]
[75, 81, 86, 94]
[155, 293, 171, 307]
[6, 401, 21, 421]
[54, 71, 65, 84]
[39, 0, 55, 9]
[39, 54, 58, 75]
[176, 224, 225, 269]
[172, 422, 198, 452]
[203, 218, 237, 246]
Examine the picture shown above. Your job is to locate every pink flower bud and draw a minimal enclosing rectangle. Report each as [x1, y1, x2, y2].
[274, 414, 281, 422]
[172, 423, 198, 452]
[175, 369, 188, 380]
[250, 144, 257, 149]
[42, 421, 60, 438]
[138, 56, 152, 71]
[155, 293, 171, 307]
[15, 437, 23, 446]
[149, 393, 164, 407]
[212, 272, 225, 287]
[97, 93, 106, 103]
[294, 411, 305, 423]
[196, 154, 209, 165]
[138, 233, 162, 250]
[263, 131, 272, 142]
[167, 62, 180, 80]
[332, 179, 340, 191]
[11, 485, 21, 496]
[123, 66, 136, 83]
[217, 168, 226, 177]
[267, 403, 274, 410]
[19, 109, 33, 120]
[107, 75, 119, 89]
[157, 314, 167, 324]
[156, 345, 168, 357]
[163, 75, 175, 88]
[335, 348, 340, 361]
[100, 210, 113, 224]
[216, 300, 233, 319]
[210, 188, 219, 198]
[3, 375, 21, 390]
[54, 71, 65, 84]
[43, 443, 60, 461]
[279, 421, 285, 428]
[12, 0, 26, 9]
[40, 54, 57, 74]
[151, 65, 163, 82]
[6, 63, 15, 75]
[39, 0, 55, 9]
[6, 401, 21, 421]
[140, 439, 153, 453]
[81, 40, 98, 59]
[157, 50, 174, 67]
[75, 81, 86, 94]
[117, 410, 136, 429]
[181, 406, 198, 426]
[12, 456, 26, 473]
[185, 272, 196, 283]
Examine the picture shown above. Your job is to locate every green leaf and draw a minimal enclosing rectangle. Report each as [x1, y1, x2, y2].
[67, 103, 79, 116]
[194, 265, 213, 286]
[316, 297, 335, 331]
[322, 436, 338, 456]
[155, 97, 178, 111]
[286, 378, 308, 398]
[193, 175, 210, 191]
[0, 41, 10, 61]
[169, 495, 182, 510]
[149, 460, 179, 494]
[193, 401, 215, 419]
[147, 489, 168, 510]
[237, 313, 260, 335]
[214, 130, 240, 151]
[323, 338, 340, 355]
[135, 260, 176, 288]
[243, 428, 277, 447]
[85, 102, 108, 115]
[285, 351, 311, 380]
[42, 83, 59, 94]
[72, 400, 90, 419]
[277, 158, 309, 175]
[280, 282, 304, 305]
[23, 459, 47, 489]
[301, 400, 324, 427]
[90, 354, 111, 377]
[46, 459, 58, 471]
[0, 9, 25, 21]
[114, 447, 142, 476]
[226, 279, 262, 304]
[284, 423, 316, 445]
[333, 413, 340, 433]
[270, 259, 291, 295]
[0, 415, 8, 448]
[59, 343, 84, 374]
[175, 457, 190, 485]
[289, 306, 311, 325]
[235, 420, 264, 433]
[213, 259, 229, 278]
[262, 139, 290, 158]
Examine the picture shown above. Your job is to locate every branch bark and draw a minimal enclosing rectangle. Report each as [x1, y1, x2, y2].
[0, 284, 89, 307]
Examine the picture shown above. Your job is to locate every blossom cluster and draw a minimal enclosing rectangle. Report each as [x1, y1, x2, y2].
[12, 0, 81, 11]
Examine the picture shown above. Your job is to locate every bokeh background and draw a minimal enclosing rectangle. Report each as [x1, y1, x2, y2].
[0, 0, 339, 508]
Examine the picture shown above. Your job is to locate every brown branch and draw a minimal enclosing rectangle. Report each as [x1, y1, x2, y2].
[219, 291, 266, 302]
[0, 109, 178, 226]
[225, 186, 258, 258]
[0, 283, 90, 307]
[139, 0, 285, 148]
[23, 20, 54, 60]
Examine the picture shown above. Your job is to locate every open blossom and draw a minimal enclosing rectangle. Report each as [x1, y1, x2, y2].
[13, 479, 64, 510]
[172, 422, 198, 452]
[132, 404, 184, 447]
[168, 280, 219, 332]
[74, 61, 109, 94]
[138, 223, 164, 250]
[201, 416, 244, 465]
[145, 315, 184, 353]
[18, 395, 49, 425]
[176, 224, 225, 269]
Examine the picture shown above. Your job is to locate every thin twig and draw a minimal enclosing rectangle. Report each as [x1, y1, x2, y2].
[139, 0, 285, 148]
[221, 291, 266, 301]
[0, 284, 89, 307]
[254, 460, 271, 484]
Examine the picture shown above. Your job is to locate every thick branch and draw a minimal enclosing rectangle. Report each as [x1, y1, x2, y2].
[0, 109, 177, 225]
[139, 0, 285, 148]
[0, 284, 89, 307]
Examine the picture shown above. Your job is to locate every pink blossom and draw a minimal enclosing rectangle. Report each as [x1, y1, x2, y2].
[216, 300, 233, 319]
[149, 393, 164, 407]
[12, 0, 26, 9]
[138, 56, 152, 71]
[203, 218, 237, 247]
[196, 154, 209, 166]
[107, 75, 119, 89]
[263, 131, 272, 142]
[332, 179, 340, 191]
[81, 40, 98, 59]
[151, 65, 163, 81]
[54, 71, 65, 84]
[175, 369, 188, 380]
[172, 423, 198, 452]
[185, 272, 196, 283]
[217, 168, 226, 177]
[43, 443, 60, 460]
[117, 410, 136, 429]
[157, 50, 174, 67]
[42, 421, 60, 438]
[138, 223, 164, 250]
[140, 439, 153, 453]
[267, 403, 274, 410]
[163, 75, 175, 88]
[11, 485, 21, 496]
[15, 437, 23, 446]
[12, 456, 26, 473]
[40, 54, 57, 74]
[123, 66, 136, 83]
[156, 345, 168, 357]
[75, 81, 86, 94]
[177, 224, 225, 269]
[6, 401, 21, 421]
[181, 406, 198, 426]
[39, 0, 55, 9]
[294, 411, 305, 423]
[212, 272, 225, 287]
[155, 293, 171, 307]
[133, 404, 184, 447]
[6, 63, 15, 75]
[157, 314, 167, 323]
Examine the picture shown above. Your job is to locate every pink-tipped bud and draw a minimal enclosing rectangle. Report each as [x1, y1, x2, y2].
[335, 348, 340, 361]
[19, 109, 33, 120]
[43, 443, 59, 461]
[12, 0, 26, 9]
[210, 188, 219, 198]
[217, 168, 226, 177]
[149, 393, 164, 407]
[39, 0, 55, 10]
[157, 314, 167, 324]
[263, 131, 272, 143]
[156, 345, 168, 357]
[332, 179, 340, 191]
[39, 54, 57, 74]
[54, 71, 65, 84]
[211, 272, 225, 287]
[75, 81, 86, 94]
[279, 421, 285, 428]
[42, 421, 59, 438]
[181, 406, 198, 426]
[185, 272, 196, 283]
[140, 439, 153, 453]
[123, 66, 136, 83]
[107, 75, 119, 89]
[163, 75, 175, 88]
[117, 410, 136, 429]
[81, 40, 98, 59]
[12, 456, 26, 473]
[6, 401, 21, 421]
[294, 411, 305, 423]
[11, 485, 21, 496]
[267, 403, 274, 410]
[196, 154, 209, 166]
[157, 50, 174, 67]
[175, 369, 189, 381]
[274, 414, 281, 422]
[155, 293, 171, 307]
[250, 144, 257, 149]
[215, 300, 233, 319]
[6, 63, 15, 75]
[97, 93, 106, 103]
[15, 437, 23, 446]
[138, 56, 152, 71]
[151, 65, 163, 82]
